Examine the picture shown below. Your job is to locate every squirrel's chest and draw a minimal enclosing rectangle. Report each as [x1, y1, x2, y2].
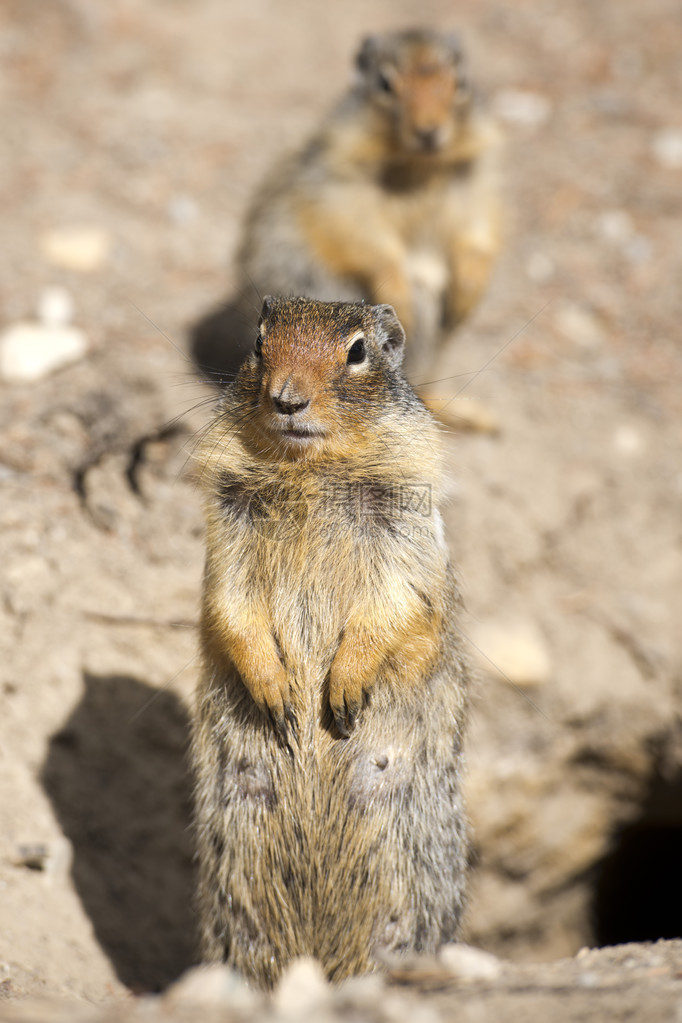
[377, 161, 475, 235]
[218, 469, 399, 598]
[250, 490, 381, 662]
[254, 484, 390, 590]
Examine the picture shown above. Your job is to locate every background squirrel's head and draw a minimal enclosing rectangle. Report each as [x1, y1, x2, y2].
[234, 297, 407, 460]
[355, 28, 472, 156]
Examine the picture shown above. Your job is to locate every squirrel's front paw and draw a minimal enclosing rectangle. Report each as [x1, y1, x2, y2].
[329, 670, 366, 738]
[248, 668, 297, 746]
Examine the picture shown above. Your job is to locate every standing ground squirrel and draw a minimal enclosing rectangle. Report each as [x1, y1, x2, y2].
[230, 28, 502, 378]
[192, 296, 470, 989]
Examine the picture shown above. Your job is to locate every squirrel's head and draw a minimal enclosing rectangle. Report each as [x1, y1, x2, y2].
[234, 297, 407, 460]
[355, 28, 472, 156]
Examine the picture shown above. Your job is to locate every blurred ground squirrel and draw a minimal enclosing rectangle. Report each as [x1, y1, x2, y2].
[192, 296, 470, 989]
[233, 28, 502, 378]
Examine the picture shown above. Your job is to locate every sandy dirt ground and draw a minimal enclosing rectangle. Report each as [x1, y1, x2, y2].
[0, 0, 681, 1018]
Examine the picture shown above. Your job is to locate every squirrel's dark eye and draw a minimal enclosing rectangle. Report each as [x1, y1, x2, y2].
[377, 71, 393, 94]
[347, 338, 366, 365]
[254, 334, 263, 358]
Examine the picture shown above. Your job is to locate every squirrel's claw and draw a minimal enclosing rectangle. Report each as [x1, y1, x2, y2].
[332, 706, 349, 738]
[267, 703, 292, 747]
[332, 694, 361, 738]
[284, 701, 299, 742]
[248, 670, 296, 747]
[345, 698, 359, 732]
[265, 699, 298, 750]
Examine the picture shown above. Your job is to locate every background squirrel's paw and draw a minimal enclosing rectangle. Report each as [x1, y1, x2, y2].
[449, 246, 496, 323]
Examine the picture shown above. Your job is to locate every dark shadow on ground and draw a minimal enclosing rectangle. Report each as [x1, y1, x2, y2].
[188, 295, 257, 387]
[41, 672, 200, 992]
[592, 763, 682, 946]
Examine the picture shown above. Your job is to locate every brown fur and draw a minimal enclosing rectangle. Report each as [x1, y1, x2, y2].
[192, 297, 470, 989]
[235, 28, 502, 378]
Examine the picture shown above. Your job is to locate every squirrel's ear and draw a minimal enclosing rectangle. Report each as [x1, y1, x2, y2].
[444, 32, 464, 62]
[259, 295, 276, 326]
[356, 35, 380, 74]
[374, 305, 406, 370]
[446, 36, 472, 110]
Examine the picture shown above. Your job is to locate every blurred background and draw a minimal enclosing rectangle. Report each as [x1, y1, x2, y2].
[0, 0, 680, 1001]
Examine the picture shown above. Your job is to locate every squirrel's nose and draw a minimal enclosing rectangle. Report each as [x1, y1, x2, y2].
[272, 393, 310, 416]
[415, 127, 440, 151]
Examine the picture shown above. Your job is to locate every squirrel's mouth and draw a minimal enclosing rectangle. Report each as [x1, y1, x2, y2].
[269, 422, 325, 445]
[281, 428, 323, 443]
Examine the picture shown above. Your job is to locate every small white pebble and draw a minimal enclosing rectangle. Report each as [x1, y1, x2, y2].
[525, 251, 555, 283]
[439, 943, 503, 980]
[428, 396, 500, 435]
[164, 963, 257, 1010]
[652, 128, 682, 169]
[40, 225, 111, 272]
[43, 836, 73, 886]
[273, 957, 330, 1016]
[624, 235, 653, 264]
[167, 194, 199, 225]
[492, 89, 552, 128]
[613, 424, 645, 458]
[336, 973, 385, 1009]
[37, 285, 74, 327]
[596, 209, 634, 244]
[0, 322, 88, 382]
[471, 619, 552, 688]
[555, 303, 605, 349]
